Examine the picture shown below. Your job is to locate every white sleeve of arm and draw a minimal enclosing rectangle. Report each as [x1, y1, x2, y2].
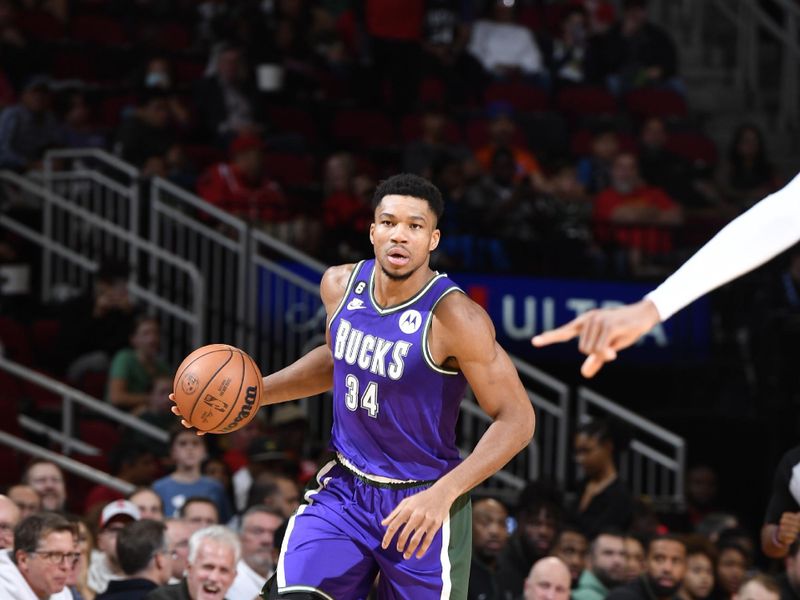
[646, 172, 800, 321]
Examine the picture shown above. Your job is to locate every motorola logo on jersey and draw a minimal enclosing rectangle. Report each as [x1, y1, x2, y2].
[334, 318, 411, 380]
[398, 309, 422, 334]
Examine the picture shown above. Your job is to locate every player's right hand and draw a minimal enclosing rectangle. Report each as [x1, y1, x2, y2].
[777, 512, 800, 545]
[531, 299, 662, 378]
[168, 393, 206, 436]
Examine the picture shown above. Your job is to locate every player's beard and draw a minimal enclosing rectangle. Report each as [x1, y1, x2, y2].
[380, 262, 414, 281]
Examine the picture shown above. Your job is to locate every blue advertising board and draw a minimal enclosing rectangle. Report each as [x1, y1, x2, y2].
[263, 263, 711, 364]
[449, 273, 710, 364]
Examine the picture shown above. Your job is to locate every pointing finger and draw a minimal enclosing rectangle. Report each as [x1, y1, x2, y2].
[531, 317, 585, 347]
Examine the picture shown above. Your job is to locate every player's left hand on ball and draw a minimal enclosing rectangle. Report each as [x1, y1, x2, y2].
[381, 488, 449, 560]
[168, 393, 206, 436]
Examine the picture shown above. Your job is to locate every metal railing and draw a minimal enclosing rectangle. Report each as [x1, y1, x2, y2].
[656, 0, 800, 130]
[0, 431, 135, 493]
[576, 387, 686, 508]
[2, 170, 205, 355]
[459, 357, 570, 490]
[0, 355, 169, 452]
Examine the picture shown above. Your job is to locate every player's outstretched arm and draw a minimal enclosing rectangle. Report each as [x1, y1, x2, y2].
[532, 299, 661, 378]
[261, 263, 355, 406]
[533, 171, 800, 377]
[382, 294, 534, 560]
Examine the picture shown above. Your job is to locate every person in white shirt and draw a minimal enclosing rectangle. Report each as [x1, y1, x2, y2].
[532, 172, 800, 376]
[0, 512, 75, 600]
[227, 506, 283, 600]
[469, 0, 544, 77]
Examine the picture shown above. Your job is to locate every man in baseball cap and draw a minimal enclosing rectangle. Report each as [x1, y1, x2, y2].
[88, 500, 141, 594]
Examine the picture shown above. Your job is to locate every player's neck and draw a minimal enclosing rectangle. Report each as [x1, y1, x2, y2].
[372, 264, 435, 308]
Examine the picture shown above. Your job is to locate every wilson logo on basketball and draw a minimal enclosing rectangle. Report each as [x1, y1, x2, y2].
[220, 385, 258, 433]
[181, 374, 199, 395]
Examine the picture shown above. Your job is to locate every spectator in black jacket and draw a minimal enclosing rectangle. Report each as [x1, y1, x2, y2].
[96, 520, 171, 600]
[192, 43, 262, 146]
[587, 0, 679, 94]
[571, 419, 634, 538]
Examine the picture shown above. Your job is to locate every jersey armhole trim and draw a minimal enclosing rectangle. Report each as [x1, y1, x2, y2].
[326, 261, 364, 333]
[423, 286, 464, 376]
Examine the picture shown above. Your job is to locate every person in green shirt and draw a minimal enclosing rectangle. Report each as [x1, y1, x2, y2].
[573, 530, 628, 600]
[108, 316, 171, 415]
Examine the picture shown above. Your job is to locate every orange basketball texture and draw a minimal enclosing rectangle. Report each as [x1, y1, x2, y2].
[173, 344, 263, 433]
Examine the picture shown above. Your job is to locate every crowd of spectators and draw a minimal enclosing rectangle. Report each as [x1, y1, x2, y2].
[0, 410, 799, 600]
[0, 0, 786, 279]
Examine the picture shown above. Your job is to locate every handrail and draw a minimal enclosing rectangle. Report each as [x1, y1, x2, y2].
[0, 355, 169, 442]
[45, 148, 140, 178]
[0, 431, 135, 494]
[577, 387, 684, 446]
[18, 416, 101, 456]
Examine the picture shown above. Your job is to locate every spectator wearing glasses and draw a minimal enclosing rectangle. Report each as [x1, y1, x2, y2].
[228, 506, 283, 600]
[0, 511, 77, 599]
[96, 520, 172, 600]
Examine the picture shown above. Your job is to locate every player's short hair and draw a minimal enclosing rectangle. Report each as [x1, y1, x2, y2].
[188, 525, 240, 564]
[117, 519, 167, 575]
[14, 512, 76, 556]
[372, 174, 444, 222]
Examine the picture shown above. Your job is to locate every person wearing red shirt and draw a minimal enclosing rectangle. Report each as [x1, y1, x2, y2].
[593, 152, 683, 264]
[197, 134, 289, 224]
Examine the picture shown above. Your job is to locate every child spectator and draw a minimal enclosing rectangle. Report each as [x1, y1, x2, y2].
[153, 429, 232, 522]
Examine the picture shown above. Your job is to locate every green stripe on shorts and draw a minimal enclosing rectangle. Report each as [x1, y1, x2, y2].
[446, 494, 472, 600]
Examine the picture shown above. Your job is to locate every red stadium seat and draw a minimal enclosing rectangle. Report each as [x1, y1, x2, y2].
[71, 15, 129, 46]
[149, 22, 192, 52]
[419, 77, 446, 105]
[665, 132, 718, 167]
[77, 370, 108, 400]
[183, 145, 225, 171]
[331, 110, 396, 148]
[0, 317, 32, 365]
[263, 153, 316, 187]
[265, 106, 317, 142]
[31, 319, 60, 369]
[556, 85, 618, 118]
[79, 419, 120, 454]
[400, 115, 463, 144]
[16, 10, 65, 41]
[624, 87, 688, 119]
[485, 82, 549, 112]
[174, 58, 206, 84]
[52, 49, 99, 82]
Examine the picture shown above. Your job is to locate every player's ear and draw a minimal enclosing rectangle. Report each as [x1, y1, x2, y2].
[369, 222, 375, 245]
[429, 228, 440, 252]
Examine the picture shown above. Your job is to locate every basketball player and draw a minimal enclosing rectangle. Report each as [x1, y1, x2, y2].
[172, 174, 536, 599]
[532, 172, 800, 377]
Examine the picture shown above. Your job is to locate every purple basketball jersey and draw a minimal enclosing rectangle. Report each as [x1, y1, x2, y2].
[328, 259, 468, 482]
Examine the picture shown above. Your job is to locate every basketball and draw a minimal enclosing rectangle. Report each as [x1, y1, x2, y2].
[172, 344, 263, 434]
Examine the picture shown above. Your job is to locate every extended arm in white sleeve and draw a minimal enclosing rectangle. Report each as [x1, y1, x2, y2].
[646, 172, 800, 321]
